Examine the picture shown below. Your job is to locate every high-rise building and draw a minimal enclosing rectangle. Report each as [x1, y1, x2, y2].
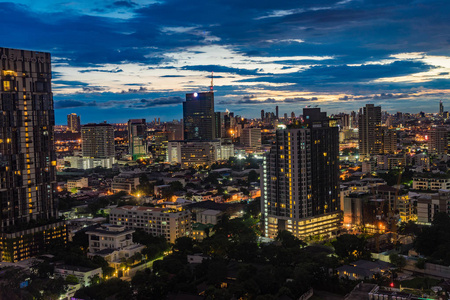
[127, 119, 147, 160]
[428, 126, 448, 155]
[358, 104, 382, 159]
[183, 92, 215, 141]
[261, 110, 265, 120]
[82, 123, 115, 158]
[276, 106, 279, 119]
[0, 47, 67, 262]
[67, 113, 81, 132]
[440, 101, 444, 116]
[241, 128, 262, 148]
[261, 108, 341, 239]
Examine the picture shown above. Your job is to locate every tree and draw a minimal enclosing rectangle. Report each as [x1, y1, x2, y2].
[65, 275, 79, 284]
[332, 234, 371, 262]
[389, 253, 406, 269]
[31, 261, 54, 278]
[248, 170, 259, 183]
[173, 236, 195, 254]
[276, 230, 306, 249]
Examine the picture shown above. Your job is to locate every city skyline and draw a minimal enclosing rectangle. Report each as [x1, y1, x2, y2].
[2, 0, 450, 123]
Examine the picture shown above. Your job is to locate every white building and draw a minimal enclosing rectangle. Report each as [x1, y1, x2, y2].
[167, 139, 234, 168]
[86, 225, 136, 253]
[111, 174, 140, 193]
[54, 265, 102, 286]
[85, 225, 145, 272]
[196, 209, 223, 225]
[64, 156, 115, 170]
[67, 177, 89, 190]
[241, 128, 262, 148]
[109, 206, 191, 243]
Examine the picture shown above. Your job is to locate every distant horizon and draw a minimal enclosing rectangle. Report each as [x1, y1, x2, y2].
[54, 97, 448, 125]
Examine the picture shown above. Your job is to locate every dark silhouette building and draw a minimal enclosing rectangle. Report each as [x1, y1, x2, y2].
[183, 92, 215, 141]
[0, 47, 67, 262]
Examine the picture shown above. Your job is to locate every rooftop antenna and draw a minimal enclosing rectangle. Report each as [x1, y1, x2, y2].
[210, 71, 214, 92]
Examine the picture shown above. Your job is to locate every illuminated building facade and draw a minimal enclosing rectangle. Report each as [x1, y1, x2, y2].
[0, 47, 67, 262]
[109, 206, 191, 243]
[81, 123, 115, 158]
[261, 108, 341, 239]
[67, 113, 81, 132]
[127, 119, 148, 160]
[183, 92, 215, 141]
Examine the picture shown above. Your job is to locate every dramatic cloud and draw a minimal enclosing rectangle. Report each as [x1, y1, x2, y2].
[2, 0, 449, 123]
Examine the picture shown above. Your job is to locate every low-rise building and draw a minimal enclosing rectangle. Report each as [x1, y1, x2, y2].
[67, 177, 89, 190]
[85, 225, 145, 273]
[196, 209, 223, 225]
[417, 189, 450, 224]
[109, 206, 191, 243]
[111, 174, 140, 193]
[54, 265, 102, 286]
[413, 176, 450, 190]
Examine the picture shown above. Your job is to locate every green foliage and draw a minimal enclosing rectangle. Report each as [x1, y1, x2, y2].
[332, 234, 371, 262]
[74, 278, 133, 300]
[415, 258, 426, 269]
[133, 229, 170, 260]
[400, 277, 441, 290]
[389, 253, 406, 269]
[65, 274, 79, 284]
[276, 230, 306, 249]
[415, 212, 450, 264]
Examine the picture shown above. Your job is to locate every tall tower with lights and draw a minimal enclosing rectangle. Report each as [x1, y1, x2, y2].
[0, 47, 67, 262]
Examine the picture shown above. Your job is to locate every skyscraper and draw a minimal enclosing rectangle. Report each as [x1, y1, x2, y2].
[183, 92, 215, 141]
[428, 126, 448, 155]
[128, 119, 148, 160]
[440, 101, 444, 116]
[82, 123, 115, 158]
[276, 106, 279, 119]
[358, 104, 382, 159]
[0, 47, 66, 262]
[67, 113, 81, 132]
[261, 108, 341, 239]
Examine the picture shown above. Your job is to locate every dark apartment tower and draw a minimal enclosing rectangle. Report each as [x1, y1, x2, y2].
[128, 119, 148, 160]
[440, 101, 444, 116]
[358, 104, 382, 159]
[261, 109, 265, 120]
[276, 106, 279, 119]
[261, 108, 341, 239]
[81, 123, 115, 158]
[183, 92, 215, 141]
[428, 126, 448, 155]
[67, 113, 81, 132]
[0, 47, 67, 262]
[214, 112, 224, 139]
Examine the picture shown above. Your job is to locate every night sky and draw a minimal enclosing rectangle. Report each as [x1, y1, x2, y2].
[2, 0, 450, 124]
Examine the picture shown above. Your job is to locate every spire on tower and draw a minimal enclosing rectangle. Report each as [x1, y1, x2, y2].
[210, 71, 214, 91]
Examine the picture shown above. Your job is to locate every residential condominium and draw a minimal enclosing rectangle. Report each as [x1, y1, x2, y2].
[128, 119, 148, 160]
[109, 206, 191, 243]
[358, 104, 382, 159]
[81, 123, 115, 158]
[261, 108, 341, 240]
[0, 47, 67, 262]
[67, 113, 81, 132]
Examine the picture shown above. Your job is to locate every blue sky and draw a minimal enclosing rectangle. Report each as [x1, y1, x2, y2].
[2, 0, 450, 124]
